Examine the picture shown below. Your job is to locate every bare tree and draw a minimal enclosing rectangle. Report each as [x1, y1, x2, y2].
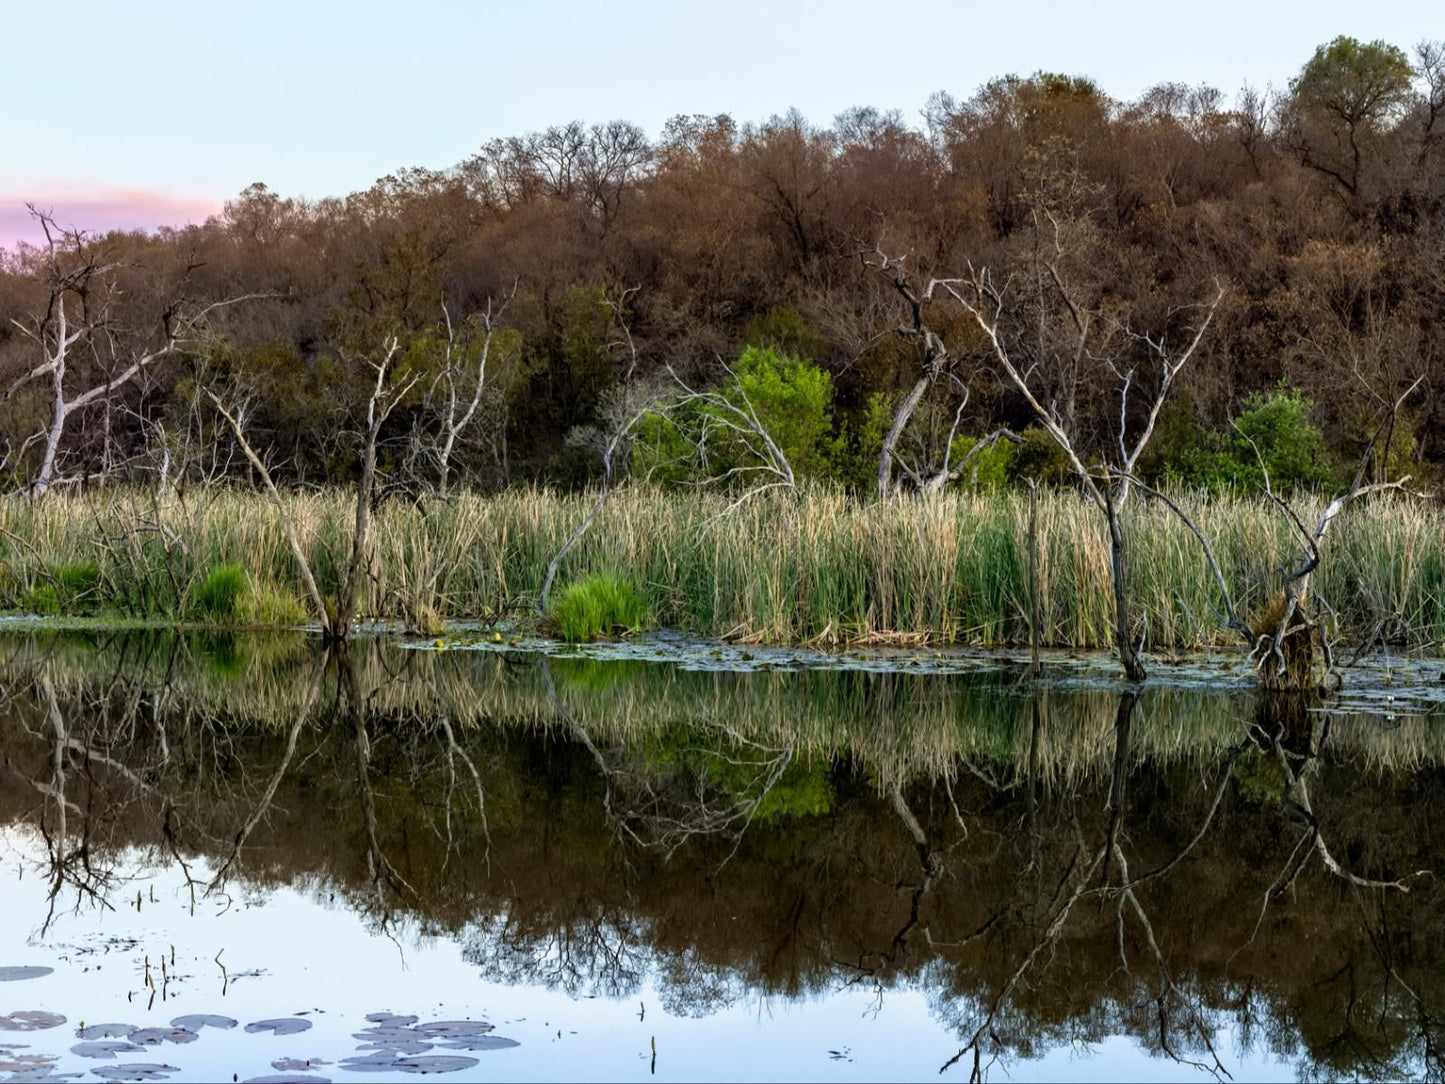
[206, 336, 417, 641]
[2, 208, 260, 496]
[864, 250, 1025, 499]
[423, 289, 518, 496]
[870, 243, 1222, 680]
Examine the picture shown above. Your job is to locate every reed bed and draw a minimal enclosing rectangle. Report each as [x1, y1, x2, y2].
[1, 486, 1442, 650]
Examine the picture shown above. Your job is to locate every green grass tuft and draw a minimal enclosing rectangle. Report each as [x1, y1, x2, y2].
[33, 560, 103, 614]
[191, 563, 250, 621]
[550, 572, 650, 642]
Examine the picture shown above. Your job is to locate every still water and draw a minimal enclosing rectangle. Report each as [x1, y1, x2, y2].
[0, 629, 1441, 1082]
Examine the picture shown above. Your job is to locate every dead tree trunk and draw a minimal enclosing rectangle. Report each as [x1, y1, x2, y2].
[334, 339, 414, 640]
[1103, 482, 1146, 682]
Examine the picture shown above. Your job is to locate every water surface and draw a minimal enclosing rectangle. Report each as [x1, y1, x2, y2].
[0, 630, 1440, 1082]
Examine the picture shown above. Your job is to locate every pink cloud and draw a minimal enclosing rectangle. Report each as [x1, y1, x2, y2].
[0, 188, 225, 252]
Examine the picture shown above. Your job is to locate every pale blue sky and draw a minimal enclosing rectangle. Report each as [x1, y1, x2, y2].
[0, 0, 1438, 244]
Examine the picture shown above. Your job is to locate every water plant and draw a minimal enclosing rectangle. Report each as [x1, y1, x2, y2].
[549, 572, 649, 642]
[190, 563, 250, 621]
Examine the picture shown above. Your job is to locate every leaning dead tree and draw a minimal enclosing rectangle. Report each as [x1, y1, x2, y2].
[2, 208, 261, 496]
[1245, 379, 1424, 690]
[207, 391, 331, 634]
[871, 246, 1222, 681]
[863, 250, 1022, 501]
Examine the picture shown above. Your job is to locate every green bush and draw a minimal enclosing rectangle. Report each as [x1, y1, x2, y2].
[550, 573, 649, 642]
[1224, 386, 1338, 491]
[632, 346, 842, 486]
[948, 433, 1018, 490]
[56, 559, 101, 598]
[1143, 386, 1339, 494]
[191, 563, 250, 620]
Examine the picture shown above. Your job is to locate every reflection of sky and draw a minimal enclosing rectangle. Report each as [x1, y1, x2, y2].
[0, 829, 1300, 1083]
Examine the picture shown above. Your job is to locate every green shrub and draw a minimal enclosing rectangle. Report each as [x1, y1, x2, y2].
[1142, 387, 1339, 494]
[1223, 386, 1338, 492]
[632, 346, 842, 486]
[191, 563, 250, 620]
[949, 432, 1018, 490]
[550, 573, 649, 642]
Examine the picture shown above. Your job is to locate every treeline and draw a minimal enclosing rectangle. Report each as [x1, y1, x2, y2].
[1, 36, 1442, 494]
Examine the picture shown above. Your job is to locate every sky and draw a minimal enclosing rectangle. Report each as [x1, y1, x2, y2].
[0, 0, 1438, 248]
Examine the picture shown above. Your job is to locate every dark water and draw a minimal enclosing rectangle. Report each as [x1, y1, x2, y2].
[0, 629, 1442, 1083]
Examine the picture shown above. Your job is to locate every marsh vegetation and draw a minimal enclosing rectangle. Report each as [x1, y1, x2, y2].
[1, 487, 1442, 655]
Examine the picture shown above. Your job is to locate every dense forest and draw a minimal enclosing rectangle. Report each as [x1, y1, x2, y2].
[2, 35, 1443, 498]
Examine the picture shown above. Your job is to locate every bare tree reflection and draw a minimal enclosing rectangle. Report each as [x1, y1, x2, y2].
[542, 657, 796, 862]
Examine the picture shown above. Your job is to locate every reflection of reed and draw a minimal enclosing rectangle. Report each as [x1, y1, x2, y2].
[8, 631, 1445, 783]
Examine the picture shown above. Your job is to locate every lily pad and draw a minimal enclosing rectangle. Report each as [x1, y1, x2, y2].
[0, 1011, 66, 1031]
[271, 1059, 330, 1072]
[88, 1065, 180, 1082]
[355, 1040, 432, 1056]
[129, 1028, 197, 1046]
[438, 1035, 519, 1052]
[413, 1021, 493, 1038]
[245, 1018, 313, 1036]
[0, 1053, 57, 1072]
[394, 1056, 482, 1075]
[363, 1013, 417, 1027]
[71, 1042, 144, 1059]
[0, 968, 53, 983]
[169, 1014, 236, 1031]
[351, 1027, 428, 1043]
[76, 1025, 136, 1040]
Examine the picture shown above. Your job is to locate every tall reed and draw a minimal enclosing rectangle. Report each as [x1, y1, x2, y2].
[1, 486, 1441, 649]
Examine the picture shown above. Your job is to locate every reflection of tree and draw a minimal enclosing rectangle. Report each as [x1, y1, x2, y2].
[205, 657, 324, 892]
[543, 658, 803, 860]
[4, 671, 166, 934]
[464, 907, 648, 1000]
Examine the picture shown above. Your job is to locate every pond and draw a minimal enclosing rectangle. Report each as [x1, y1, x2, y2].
[0, 629, 1441, 1082]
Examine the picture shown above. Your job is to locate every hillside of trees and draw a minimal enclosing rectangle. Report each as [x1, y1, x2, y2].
[2, 36, 1442, 497]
